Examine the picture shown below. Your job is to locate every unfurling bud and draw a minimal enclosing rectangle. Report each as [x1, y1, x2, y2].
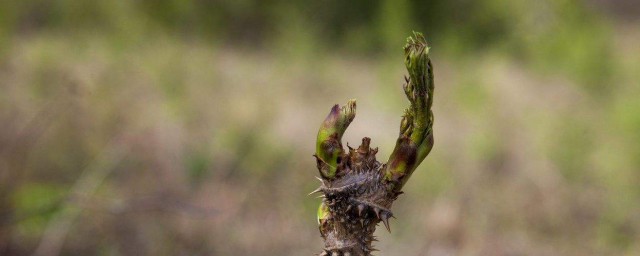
[316, 99, 356, 178]
[385, 31, 435, 192]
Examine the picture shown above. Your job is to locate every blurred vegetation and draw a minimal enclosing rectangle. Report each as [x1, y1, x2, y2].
[1, 0, 639, 255]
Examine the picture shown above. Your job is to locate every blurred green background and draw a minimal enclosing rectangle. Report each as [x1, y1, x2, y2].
[1, 0, 639, 255]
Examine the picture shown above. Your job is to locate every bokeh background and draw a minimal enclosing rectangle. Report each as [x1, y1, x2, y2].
[1, 0, 639, 255]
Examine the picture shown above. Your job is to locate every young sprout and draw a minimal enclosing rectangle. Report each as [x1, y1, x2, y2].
[313, 32, 435, 255]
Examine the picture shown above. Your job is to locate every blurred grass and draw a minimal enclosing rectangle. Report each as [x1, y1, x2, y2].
[1, 0, 640, 255]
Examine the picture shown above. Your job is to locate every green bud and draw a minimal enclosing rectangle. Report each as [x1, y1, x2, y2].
[385, 32, 435, 191]
[315, 99, 356, 178]
[317, 202, 330, 225]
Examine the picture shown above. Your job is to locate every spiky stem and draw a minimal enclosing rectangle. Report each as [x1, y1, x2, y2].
[313, 32, 435, 255]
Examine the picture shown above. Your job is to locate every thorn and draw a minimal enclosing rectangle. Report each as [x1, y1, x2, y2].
[315, 176, 323, 182]
[374, 208, 381, 219]
[315, 195, 325, 199]
[308, 187, 323, 196]
[393, 191, 404, 199]
[346, 204, 352, 212]
[381, 212, 391, 233]
[358, 204, 366, 216]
